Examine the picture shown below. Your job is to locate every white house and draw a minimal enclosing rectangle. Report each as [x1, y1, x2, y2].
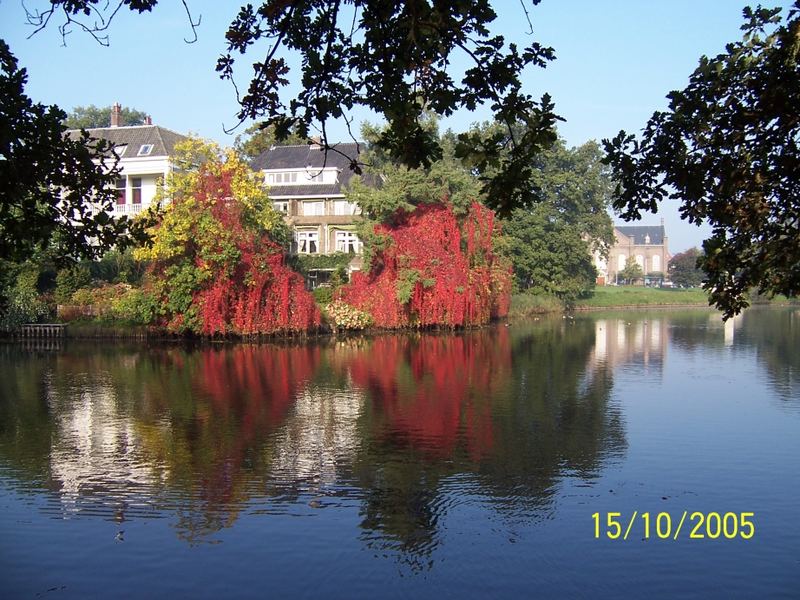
[251, 142, 364, 258]
[66, 103, 187, 218]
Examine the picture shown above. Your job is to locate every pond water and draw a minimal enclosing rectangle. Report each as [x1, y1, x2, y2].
[0, 308, 798, 599]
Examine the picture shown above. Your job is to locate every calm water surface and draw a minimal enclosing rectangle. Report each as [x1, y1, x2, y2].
[0, 308, 798, 598]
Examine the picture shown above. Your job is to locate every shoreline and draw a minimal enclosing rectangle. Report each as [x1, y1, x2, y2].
[572, 302, 710, 312]
[4, 300, 796, 343]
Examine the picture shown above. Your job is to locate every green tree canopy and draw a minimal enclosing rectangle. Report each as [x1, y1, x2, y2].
[603, 3, 800, 317]
[497, 138, 614, 302]
[63, 104, 149, 129]
[619, 256, 644, 285]
[669, 248, 704, 288]
[0, 39, 136, 263]
[347, 120, 482, 224]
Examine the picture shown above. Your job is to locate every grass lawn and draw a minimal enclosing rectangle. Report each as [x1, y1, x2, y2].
[509, 293, 563, 317]
[575, 286, 709, 308]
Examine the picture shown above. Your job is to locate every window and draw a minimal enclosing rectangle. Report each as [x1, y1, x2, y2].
[617, 254, 626, 270]
[116, 178, 126, 205]
[113, 144, 128, 158]
[333, 200, 357, 216]
[267, 172, 298, 184]
[306, 169, 324, 183]
[273, 201, 289, 214]
[297, 231, 319, 254]
[303, 201, 325, 216]
[137, 144, 154, 156]
[651, 255, 661, 271]
[335, 230, 360, 254]
[131, 178, 142, 204]
[636, 255, 645, 268]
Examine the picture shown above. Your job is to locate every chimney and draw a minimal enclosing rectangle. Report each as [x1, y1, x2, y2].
[144, 115, 152, 125]
[110, 102, 122, 127]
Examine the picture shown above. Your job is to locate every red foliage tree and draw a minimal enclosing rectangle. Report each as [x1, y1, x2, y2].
[339, 202, 510, 328]
[140, 142, 321, 336]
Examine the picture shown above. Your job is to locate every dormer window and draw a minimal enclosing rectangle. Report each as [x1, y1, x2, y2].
[113, 144, 128, 158]
[138, 144, 154, 156]
[264, 169, 332, 185]
[268, 172, 298, 184]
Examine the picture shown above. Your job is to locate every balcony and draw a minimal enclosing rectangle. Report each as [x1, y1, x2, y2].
[113, 203, 144, 215]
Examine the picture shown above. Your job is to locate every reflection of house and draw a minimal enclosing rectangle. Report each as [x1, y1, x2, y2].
[591, 318, 668, 374]
[251, 143, 365, 272]
[595, 223, 670, 284]
[65, 103, 187, 218]
[270, 387, 365, 491]
[46, 379, 162, 518]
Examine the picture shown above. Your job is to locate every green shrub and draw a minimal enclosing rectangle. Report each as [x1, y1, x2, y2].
[90, 249, 147, 284]
[290, 252, 353, 275]
[509, 292, 563, 317]
[70, 287, 95, 306]
[110, 288, 158, 324]
[313, 286, 333, 305]
[395, 269, 420, 304]
[0, 263, 50, 330]
[55, 264, 92, 304]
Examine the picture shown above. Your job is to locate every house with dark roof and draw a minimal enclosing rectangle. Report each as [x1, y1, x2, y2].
[251, 142, 365, 273]
[65, 103, 187, 218]
[595, 222, 671, 284]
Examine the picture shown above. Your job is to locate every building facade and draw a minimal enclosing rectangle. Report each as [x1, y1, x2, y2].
[596, 223, 671, 284]
[251, 143, 365, 273]
[66, 103, 187, 218]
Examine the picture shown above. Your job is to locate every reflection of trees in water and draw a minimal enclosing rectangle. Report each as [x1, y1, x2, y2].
[343, 331, 512, 569]
[0, 346, 57, 487]
[342, 323, 624, 569]
[488, 319, 624, 498]
[737, 308, 800, 403]
[0, 343, 321, 544]
[666, 310, 729, 352]
[654, 307, 799, 403]
[139, 344, 322, 544]
[0, 324, 624, 559]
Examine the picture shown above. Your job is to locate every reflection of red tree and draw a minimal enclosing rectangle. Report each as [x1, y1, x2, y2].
[340, 203, 511, 327]
[197, 345, 320, 437]
[346, 329, 510, 459]
[184, 345, 321, 508]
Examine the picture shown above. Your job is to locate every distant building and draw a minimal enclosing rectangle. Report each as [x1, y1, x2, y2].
[65, 103, 187, 218]
[595, 222, 671, 285]
[251, 142, 365, 279]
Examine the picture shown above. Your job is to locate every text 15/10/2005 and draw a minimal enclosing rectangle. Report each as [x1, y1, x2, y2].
[592, 512, 755, 540]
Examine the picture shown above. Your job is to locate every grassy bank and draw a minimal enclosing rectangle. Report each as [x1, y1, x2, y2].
[510, 286, 711, 317]
[509, 293, 563, 317]
[574, 286, 709, 309]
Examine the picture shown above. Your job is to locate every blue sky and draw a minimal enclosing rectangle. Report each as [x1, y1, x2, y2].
[2, 0, 791, 252]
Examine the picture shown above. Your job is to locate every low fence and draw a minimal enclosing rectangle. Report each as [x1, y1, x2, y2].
[18, 324, 66, 338]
